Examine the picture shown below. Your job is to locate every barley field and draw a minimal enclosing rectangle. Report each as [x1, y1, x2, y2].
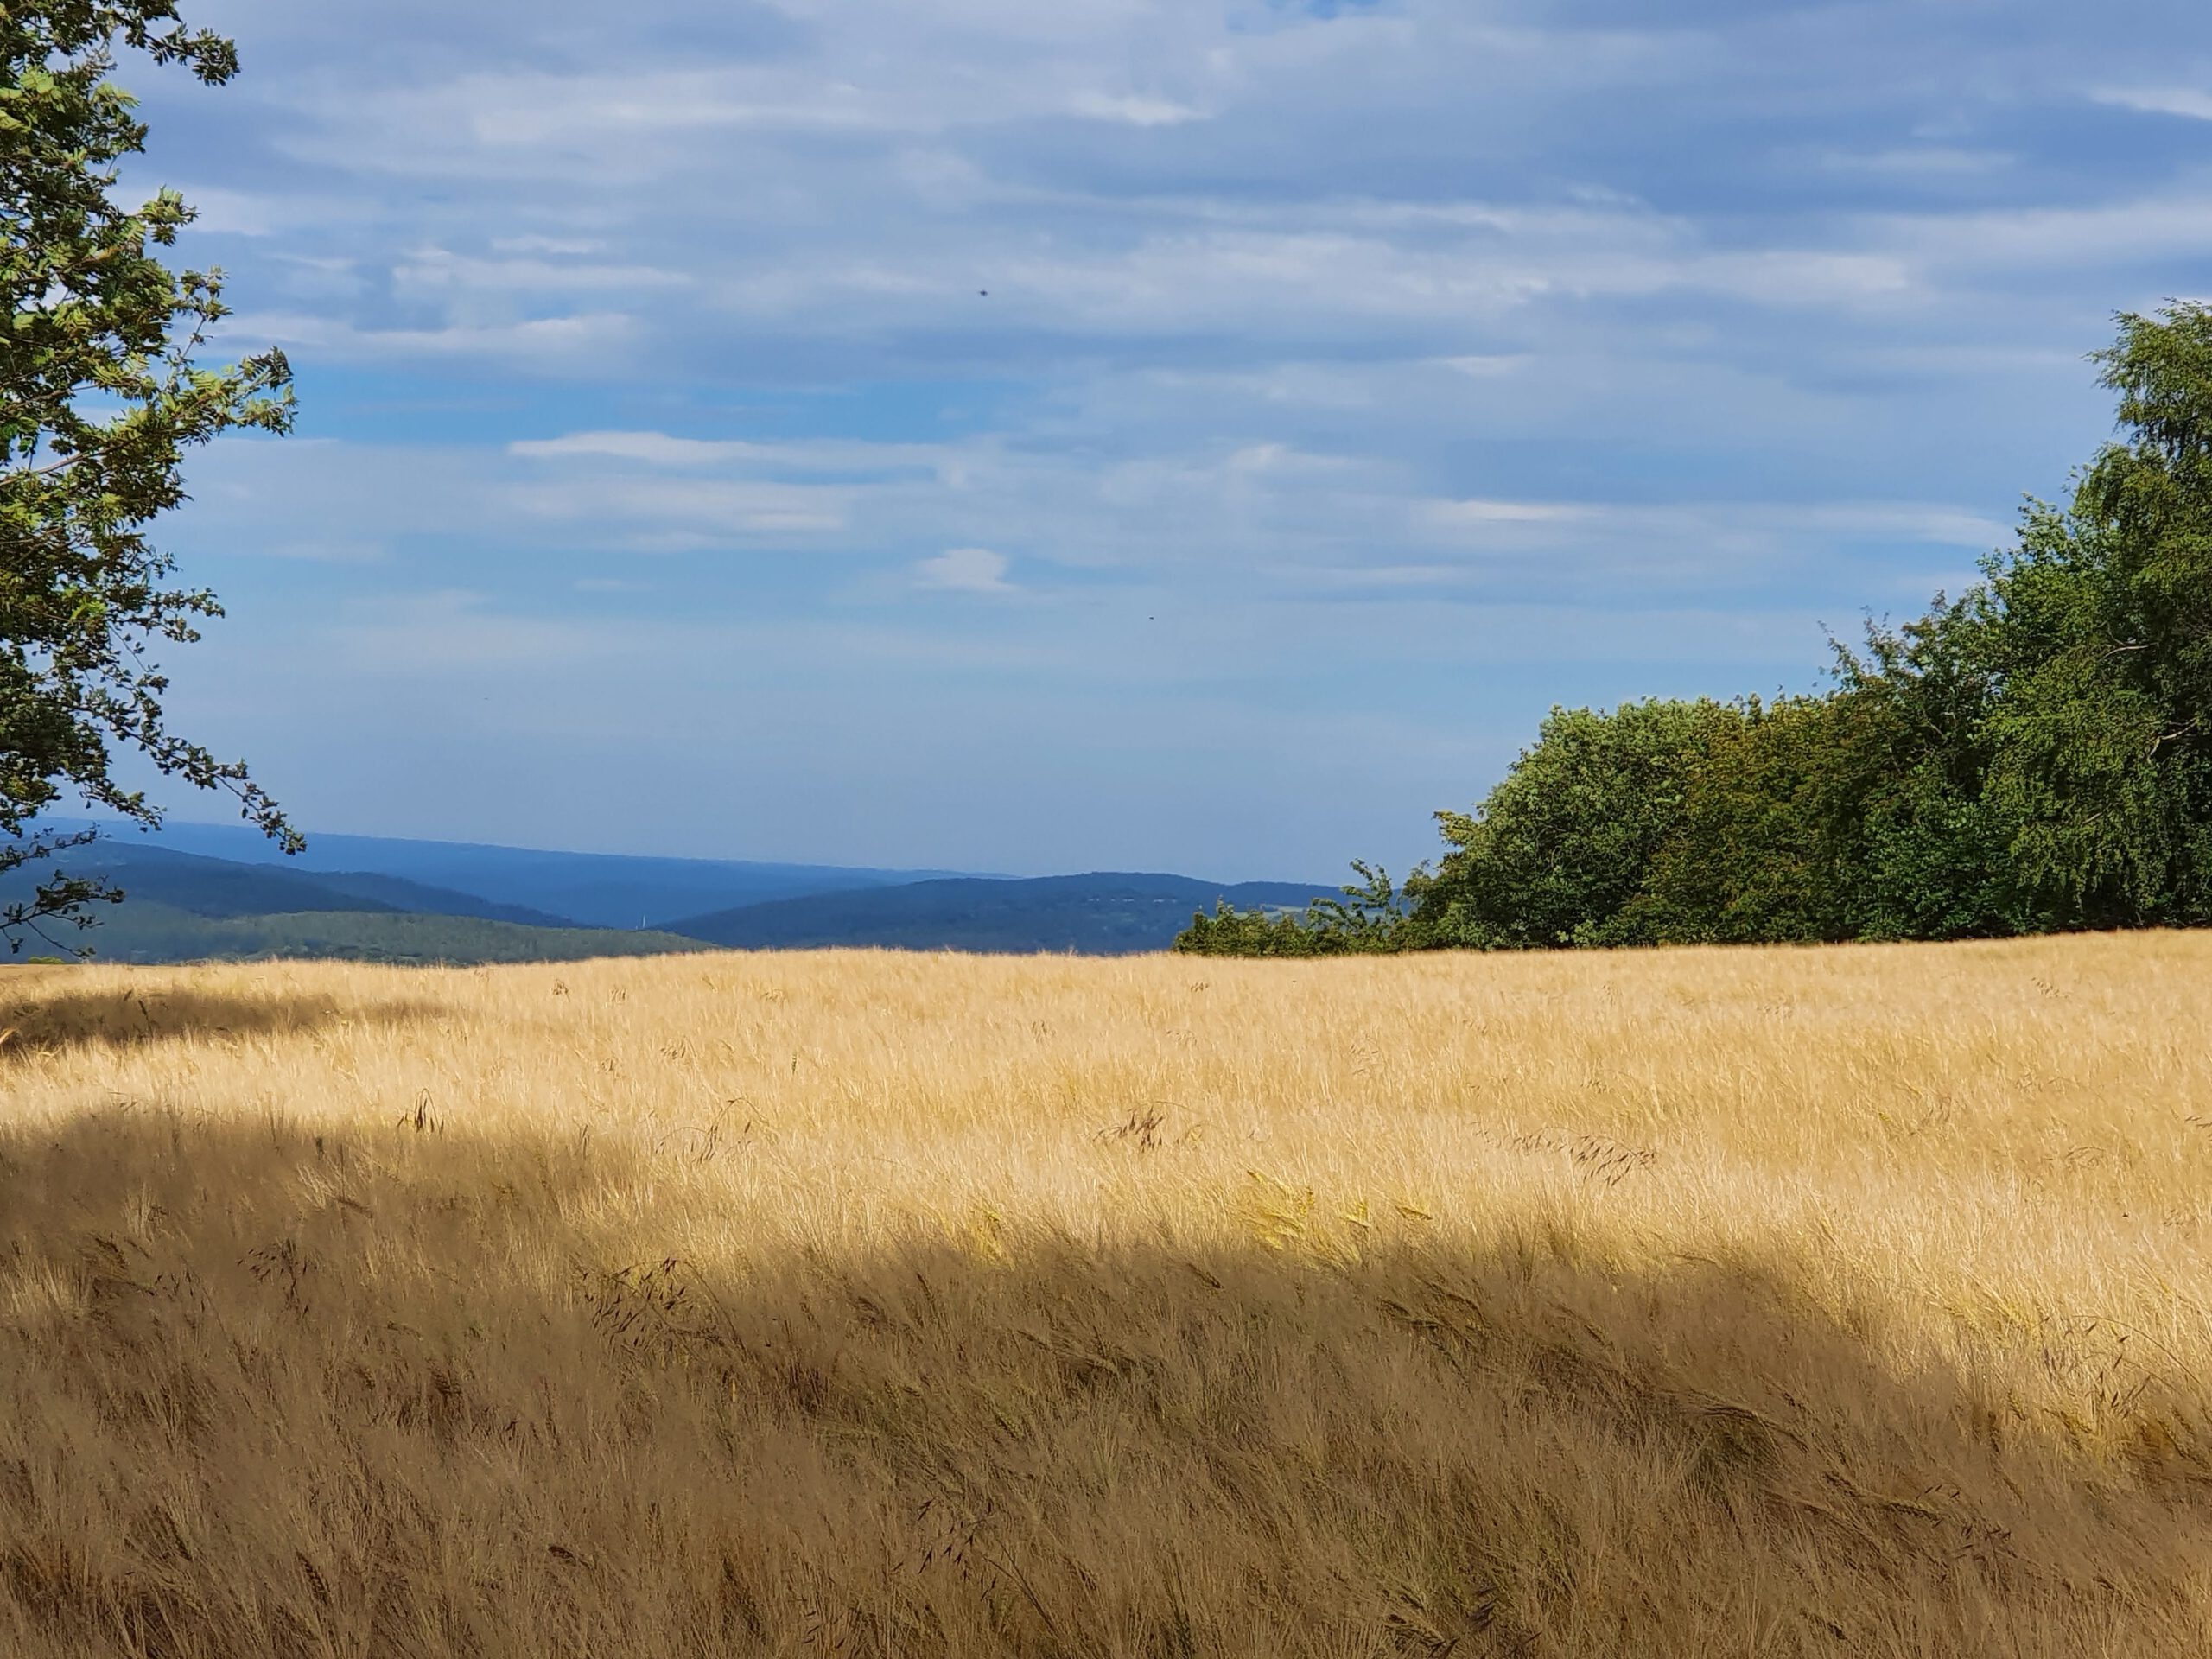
[4, 936, 2212, 1657]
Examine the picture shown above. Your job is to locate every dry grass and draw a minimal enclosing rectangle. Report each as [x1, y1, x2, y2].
[5, 935, 2212, 1656]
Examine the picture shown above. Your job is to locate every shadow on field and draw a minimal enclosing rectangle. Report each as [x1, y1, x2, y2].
[0, 981, 440, 1060]
[3, 1106, 2211, 1657]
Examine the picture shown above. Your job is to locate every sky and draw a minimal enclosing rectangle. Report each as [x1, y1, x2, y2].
[108, 0, 2212, 880]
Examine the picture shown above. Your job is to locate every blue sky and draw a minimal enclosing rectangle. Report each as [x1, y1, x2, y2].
[113, 0, 2212, 879]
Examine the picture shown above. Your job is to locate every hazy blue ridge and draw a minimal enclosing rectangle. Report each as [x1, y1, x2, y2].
[29, 818, 984, 928]
[11, 900, 709, 967]
[268, 869, 584, 929]
[3, 830, 1332, 961]
[662, 874, 1338, 955]
[0, 842, 594, 926]
[0, 842, 410, 921]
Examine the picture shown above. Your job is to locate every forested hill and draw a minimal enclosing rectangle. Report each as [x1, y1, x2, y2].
[1, 842, 1331, 963]
[33, 818, 975, 931]
[2, 842, 581, 928]
[21, 904, 709, 967]
[664, 874, 1333, 955]
[0, 843, 709, 965]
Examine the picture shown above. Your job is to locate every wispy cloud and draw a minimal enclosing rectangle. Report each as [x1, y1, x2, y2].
[1430, 499, 1595, 527]
[506, 475, 849, 543]
[508, 431, 949, 474]
[1067, 92, 1209, 127]
[223, 309, 639, 369]
[2092, 86, 2212, 122]
[142, 0, 2198, 874]
[915, 547, 1016, 594]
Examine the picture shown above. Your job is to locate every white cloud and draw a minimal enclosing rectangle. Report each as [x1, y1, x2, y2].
[1418, 497, 2011, 568]
[392, 247, 692, 297]
[1431, 499, 1593, 526]
[2091, 86, 2212, 122]
[222, 309, 639, 370]
[508, 475, 849, 542]
[1438, 353, 1532, 378]
[1068, 92, 1208, 127]
[915, 546, 1015, 593]
[509, 430, 949, 474]
[512, 431, 752, 467]
[175, 185, 285, 236]
[493, 233, 610, 256]
[1879, 193, 2212, 270]
[261, 538, 387, 563]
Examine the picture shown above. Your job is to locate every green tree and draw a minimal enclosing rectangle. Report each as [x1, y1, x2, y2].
[0, 2, 295, 951]
[1405, 699, 1741, 949]
[1823, 594, 2031, 940]
[1963, 307, 2212, 927]
[1630, 695, 1859, 945]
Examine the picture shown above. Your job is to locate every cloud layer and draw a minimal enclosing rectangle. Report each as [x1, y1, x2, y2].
[124, 0, 2212, 874]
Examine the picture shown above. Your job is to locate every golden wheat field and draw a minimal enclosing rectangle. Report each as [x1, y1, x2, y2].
[4, 936, 2212, 1657]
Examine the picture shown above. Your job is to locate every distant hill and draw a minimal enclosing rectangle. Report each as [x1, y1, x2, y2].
[3, 828, 1331, 962]
[35, 819, 976, 928]
[0, 842, 709, 966]
[264, 868, 582, 928]
[0, 842, 583, 928]
[19, 901, 709, 967]
[663, 873, 1337, 956]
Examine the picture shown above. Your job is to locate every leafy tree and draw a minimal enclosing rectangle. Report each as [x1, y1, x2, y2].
[1404, 699, 1741, 949]
[0, 1, 295, 951]
[1825, 592, 2030, 939]
[1965, 308, 2212, 927]
[1630, 695, 1859, 944]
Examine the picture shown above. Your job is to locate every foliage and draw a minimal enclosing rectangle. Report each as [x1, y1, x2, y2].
[1630, 695, 1860, 945]
[1966, 309, 2212, 926]
[1179, 861, 1409, 957]
[1405, 699, 1740, 949]
[1176, 303, 2212, 957]
[0, 2, 295, 953]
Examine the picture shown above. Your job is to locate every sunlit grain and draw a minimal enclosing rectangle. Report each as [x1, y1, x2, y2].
[5, 935, 2211, 1656]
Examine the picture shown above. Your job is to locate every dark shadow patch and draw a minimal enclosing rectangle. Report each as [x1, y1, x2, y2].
[3, 1107, 2210, 1657]
[0, 982, 442, 1059]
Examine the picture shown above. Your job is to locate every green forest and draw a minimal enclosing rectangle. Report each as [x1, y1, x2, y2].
[1180, 304, 2212, 957]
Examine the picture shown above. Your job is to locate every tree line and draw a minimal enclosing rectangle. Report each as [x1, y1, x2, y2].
[1180, 305, 2212, 956]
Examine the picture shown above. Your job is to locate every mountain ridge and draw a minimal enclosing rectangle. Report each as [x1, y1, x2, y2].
[28, 817, 984, 930]
[6, 828, 1337, 962]
[2, 841, 588, 928]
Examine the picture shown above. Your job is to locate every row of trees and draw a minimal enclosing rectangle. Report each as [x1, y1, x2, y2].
[1180, 305, 2212, 955]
